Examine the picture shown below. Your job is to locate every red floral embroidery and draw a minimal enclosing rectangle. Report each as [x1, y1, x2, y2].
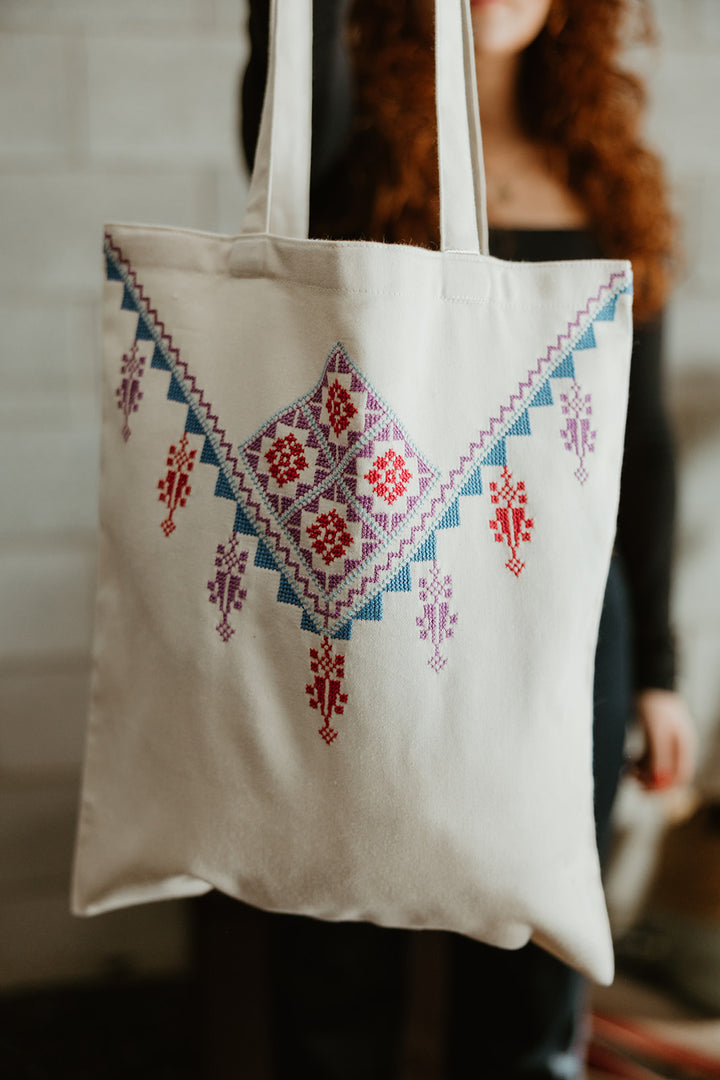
[265, 432, 308, 487]
[158, 431, 197, 537]
[365, 448, 413, 505]
[116, 341, 145, 442]
[207, 534, 249, 641]
[325, 379, 358, 437]
[306, 636, 348, 744]
[489, 466, 534, 577]
[306, 508, 354, 565]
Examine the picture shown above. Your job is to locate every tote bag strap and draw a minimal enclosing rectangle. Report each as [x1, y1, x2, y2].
[240, 0, 489, 256]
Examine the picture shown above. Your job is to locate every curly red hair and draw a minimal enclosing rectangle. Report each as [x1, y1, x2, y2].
[330, 0, 677, 322]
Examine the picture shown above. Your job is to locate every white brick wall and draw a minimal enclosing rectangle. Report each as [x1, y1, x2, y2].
[0, 0, 718, 988]
[0, 0, 250, 989]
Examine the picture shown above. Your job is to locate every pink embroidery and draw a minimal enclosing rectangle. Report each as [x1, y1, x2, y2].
[207, 534, 249, 641]
[560, 380, 596, 485]
[306, 508, 354, 565]
[158, 431, 197, 537]
[489, 466, 534, 577]
[265, 432, 308, 487]
[365, 449, 413, 505]
[116, 341, 145, 441]
[107, 233, 628, 635]
[416, 562, 458, 672]
[306, 636, 348, 744]
[325, 378, 358, 438]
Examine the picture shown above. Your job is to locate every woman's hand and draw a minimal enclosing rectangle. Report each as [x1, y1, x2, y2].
[632, 689, 697, 791]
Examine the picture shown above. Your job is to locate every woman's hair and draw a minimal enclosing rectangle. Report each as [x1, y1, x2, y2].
[333, 0, 676, 322]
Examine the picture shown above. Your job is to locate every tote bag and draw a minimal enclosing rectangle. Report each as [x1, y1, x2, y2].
[72, 0, 633, 984]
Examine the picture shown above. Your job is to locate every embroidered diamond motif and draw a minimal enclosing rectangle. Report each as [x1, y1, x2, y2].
[265, 432, 308, 487]
[235, 343, 441, 631]
[306, 508, 354, 566]
[365, 448, 413, 505]
[325, 378, 358, 438]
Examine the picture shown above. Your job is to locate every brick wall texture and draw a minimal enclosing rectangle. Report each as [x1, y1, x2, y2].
[0, 0, 718, 988]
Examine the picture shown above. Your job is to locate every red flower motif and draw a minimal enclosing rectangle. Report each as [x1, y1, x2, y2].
[365, 448, 413, 505]
[306, 508, 354, 565]
[325, 379, 358, 437]
[265, 432, 308, 487]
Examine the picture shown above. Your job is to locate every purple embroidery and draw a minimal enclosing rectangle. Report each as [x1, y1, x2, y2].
[416, 562, 457, 672]
[106, 232, 629, 635]
[208, 533, 249, 641]
[489, 466, 534, 577]
[116, 341, 145, 441]
[560, 380, 596, 485]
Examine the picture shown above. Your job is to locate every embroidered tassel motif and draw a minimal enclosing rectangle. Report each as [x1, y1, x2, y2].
[306, 636, 348, 744]
[560, 380, 596, 485]
[158, 431, 197, 536]
[116, 341, 145, 441]
[489, 467, 534, 577]
[416, 562, 458, 672]
[207, 534, 249, 641]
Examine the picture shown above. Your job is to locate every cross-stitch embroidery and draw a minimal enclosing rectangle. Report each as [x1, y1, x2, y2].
[265, 432, 309, 487]
[158, 431, 198, 537]
[105, 234, 630, 639]
[306, 508, 355, 566]
[325, 378, 358, 438]
[489, 466, 534, 577]
[306, 636, 348, 744]
[416, 562, 458, 672]
[116, 341, 145, 441]
[365, 448, 413, 505]
[207, 533, 249, 641]
[560, 379, 596, 485]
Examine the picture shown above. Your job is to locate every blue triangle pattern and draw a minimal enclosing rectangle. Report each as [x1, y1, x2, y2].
[437, 499, 460, 530]
[530, 382, 553, 407]
[233, 504, 256, 536]
[151, 344, 169, 371]
[384, 563, 412, 592]
[595, 295, 617, 322]
[277, 575, 303, 607]
[200, 437, 219, 466]
[412, 532, 437, 562]
[185, 408, 205, 435]
[459, 465, 483, 497]
[167, 374, 186, 403]
[481, 440, 506, 467]
[136, 313, 154, 341]
[551, 353, 575, 379]
[356, 593, 383, 621]
[301, 611, 321, 635]
[106, 256, 123, 282]
[254, 539, 278, 570]
[121, 284, 135, 311]
[506, 410, 531, 437]
[215, 471, 235, 500]
[574, 324, 597, 350]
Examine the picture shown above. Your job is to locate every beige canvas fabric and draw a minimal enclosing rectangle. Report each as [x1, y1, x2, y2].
[71, 0, 633, 984]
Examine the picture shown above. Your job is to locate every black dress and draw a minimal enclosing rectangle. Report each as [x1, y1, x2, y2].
[235, 7, 678, 1078]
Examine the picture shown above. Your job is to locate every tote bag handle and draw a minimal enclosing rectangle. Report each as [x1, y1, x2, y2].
[240, 0, 489, 256]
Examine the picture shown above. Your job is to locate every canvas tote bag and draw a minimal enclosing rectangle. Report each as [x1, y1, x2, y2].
[72, 0, 633, 984]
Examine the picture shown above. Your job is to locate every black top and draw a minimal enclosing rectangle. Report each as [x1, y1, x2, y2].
[241, 2, 677, 691]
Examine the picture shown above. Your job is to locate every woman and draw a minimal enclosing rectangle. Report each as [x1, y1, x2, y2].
[240, 2, 696, 1076]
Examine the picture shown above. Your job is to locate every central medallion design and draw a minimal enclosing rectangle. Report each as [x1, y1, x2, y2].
[236, 343, 440, 634]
